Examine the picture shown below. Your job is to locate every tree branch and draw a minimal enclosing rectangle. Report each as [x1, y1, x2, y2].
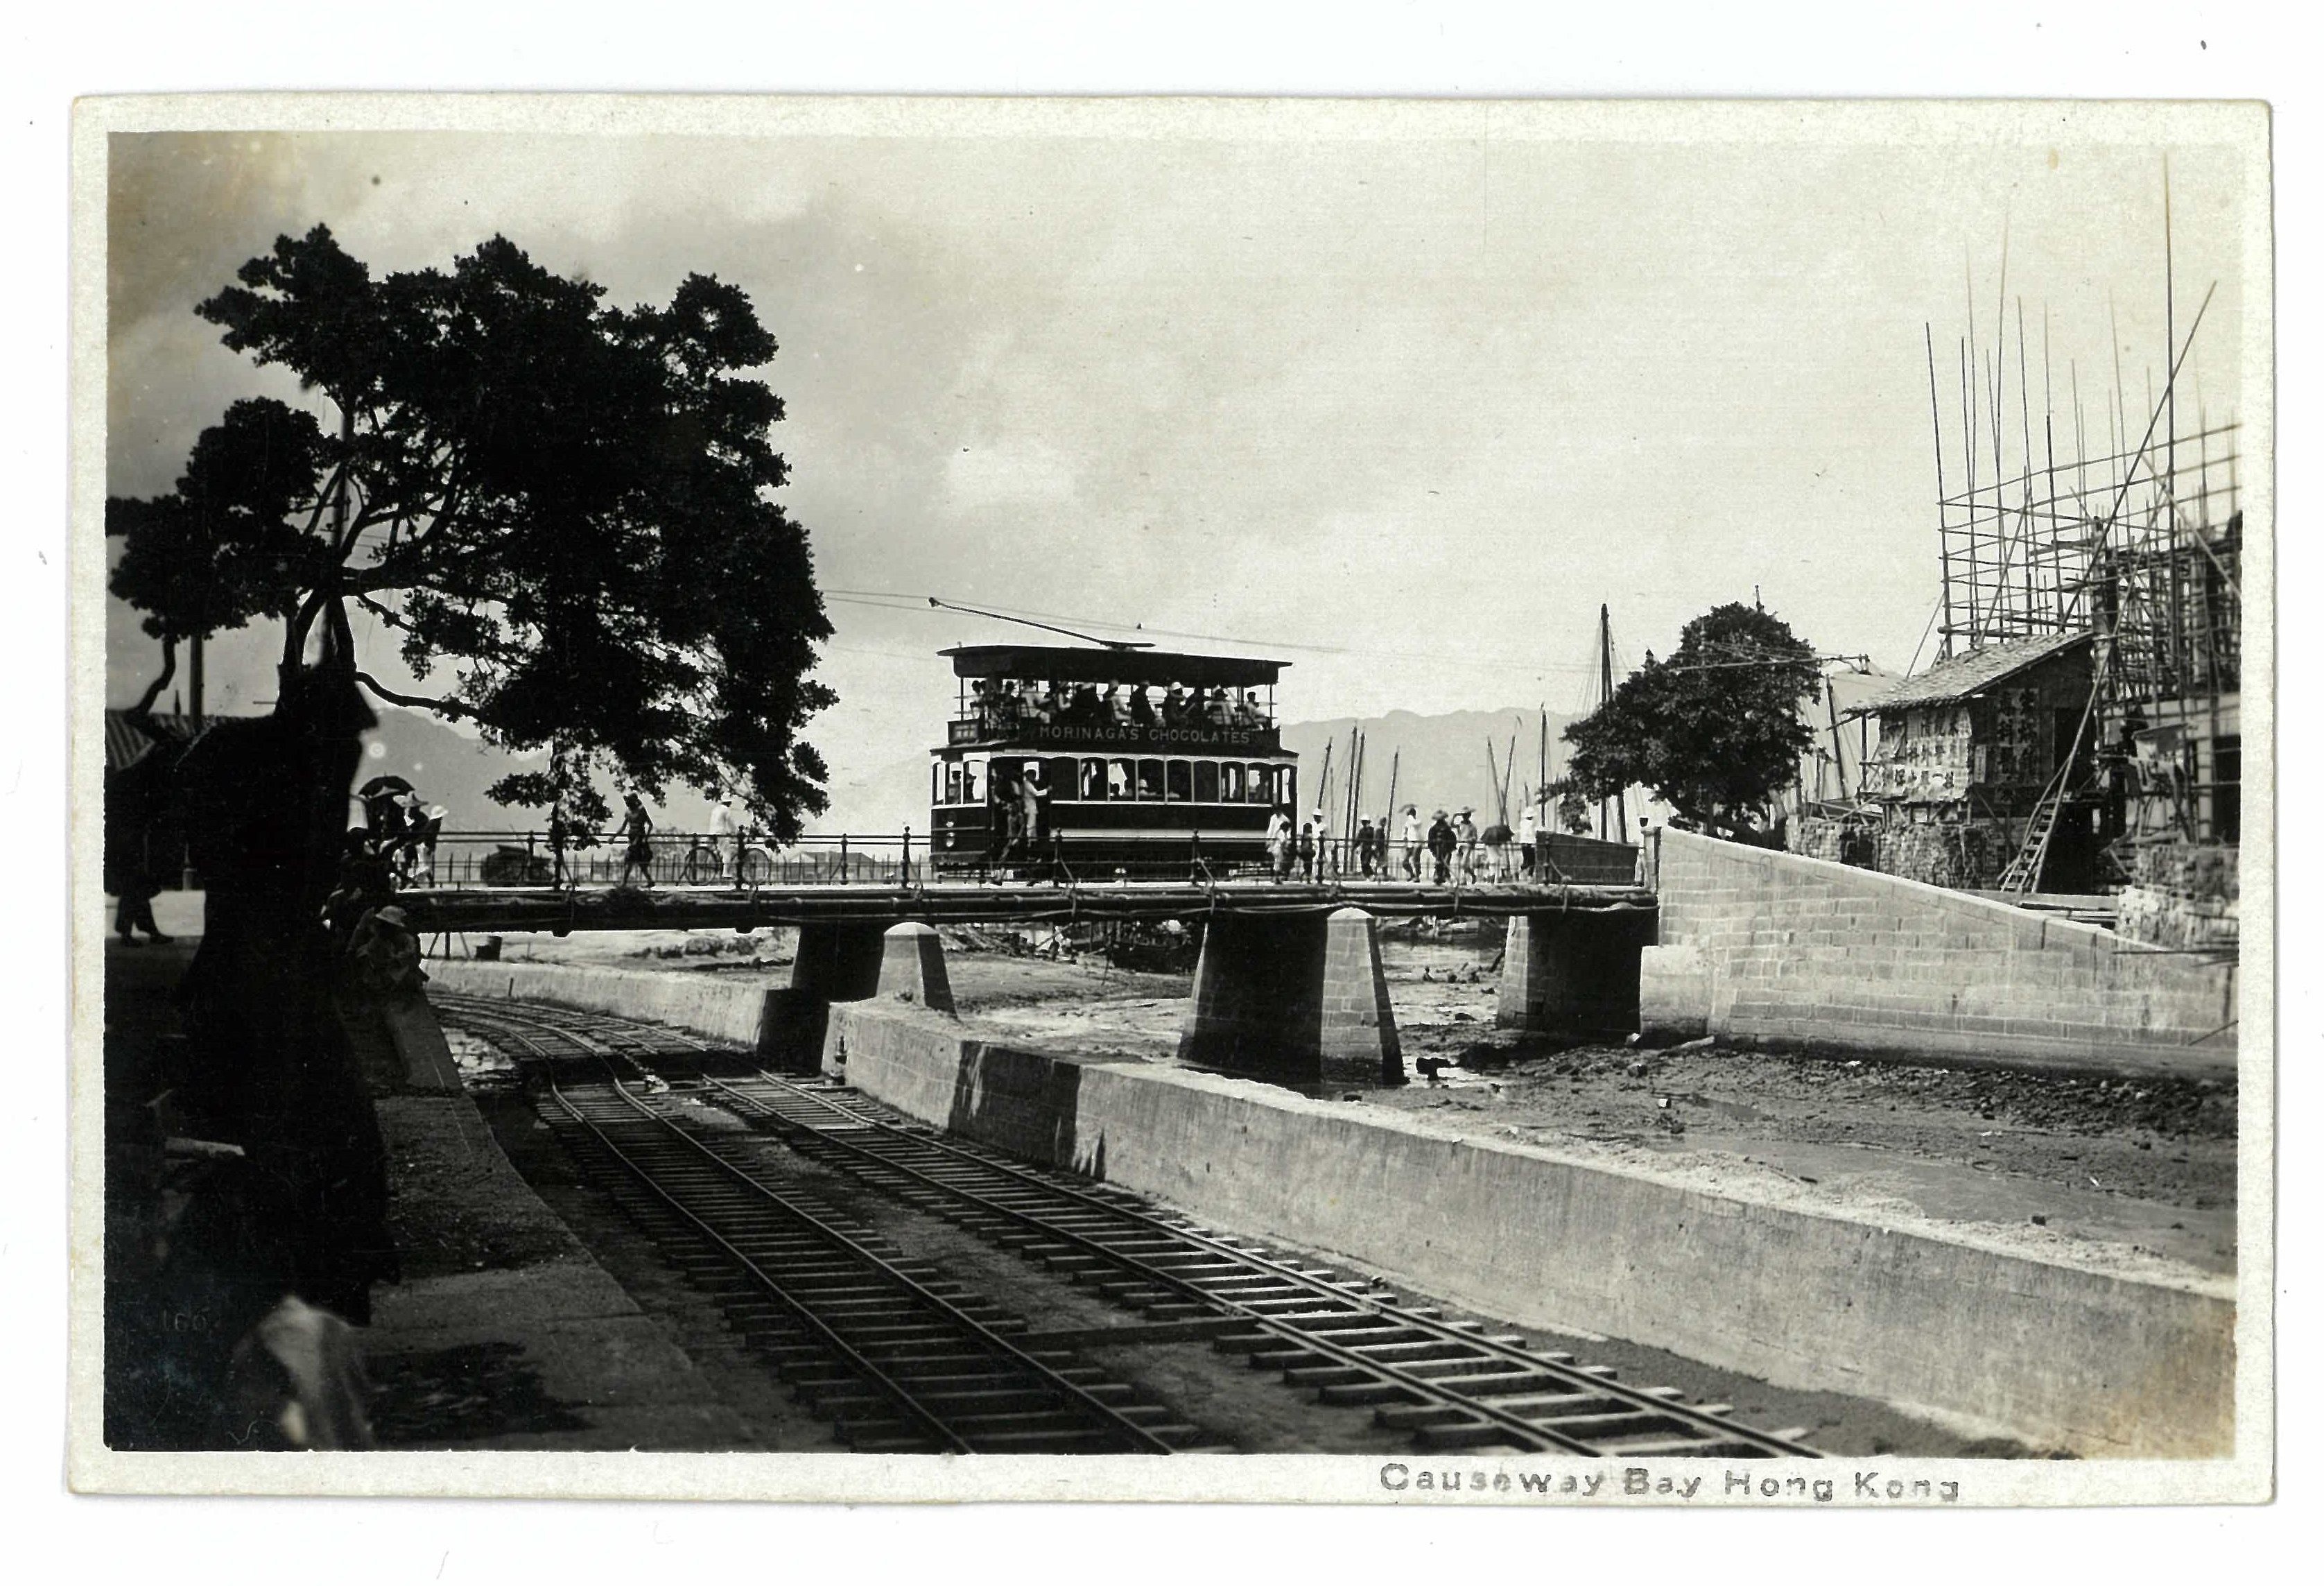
[354, 670, 479, 722]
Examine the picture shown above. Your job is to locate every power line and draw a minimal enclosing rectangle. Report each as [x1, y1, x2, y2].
[820, 588, 1607, 678]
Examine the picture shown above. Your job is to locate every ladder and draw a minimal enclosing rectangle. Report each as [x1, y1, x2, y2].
[1995, 791, 2065, 895]
[1996, 660, 2108, 897]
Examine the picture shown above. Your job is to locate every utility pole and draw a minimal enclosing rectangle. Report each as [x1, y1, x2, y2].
[1826, 677, 1849, 803]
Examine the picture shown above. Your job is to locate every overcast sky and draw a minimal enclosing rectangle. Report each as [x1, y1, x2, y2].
[102, 103, 2258, 820]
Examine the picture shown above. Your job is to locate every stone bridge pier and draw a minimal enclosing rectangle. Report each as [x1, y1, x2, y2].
[1177, 906, 1403, 1088]
[1495, 907, 1658, 1038]
[772, 903, 1651, 1088]
[763, 920, 890, 1069]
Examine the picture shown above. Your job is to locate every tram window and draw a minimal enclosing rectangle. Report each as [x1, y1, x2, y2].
[1137, 759, 1165, 801]
[1079, 758, 1107, 802]
[1107, 758, 1134, 800]
[1046, 758, 1079, 800]
[945, 761, 963, 804]
[1247, 764, 1274, 804]
[1193, 761, 1220, 803]
[1165, 760, 1191, 802]
[931, 763, 942, 807]
[1221, 762, 1245, 803]
[962, 757, 983, 804]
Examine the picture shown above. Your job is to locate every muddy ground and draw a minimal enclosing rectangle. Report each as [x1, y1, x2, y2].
[476, 924, 2239, 1279]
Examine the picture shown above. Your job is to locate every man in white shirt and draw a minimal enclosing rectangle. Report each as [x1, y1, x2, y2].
[1400, 805, 1422, 880]
[711, 800, 741, 878]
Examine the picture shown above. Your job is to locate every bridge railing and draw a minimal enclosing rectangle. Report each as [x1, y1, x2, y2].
[407, 830, 929, 890]
[395, 829, 1645, 890]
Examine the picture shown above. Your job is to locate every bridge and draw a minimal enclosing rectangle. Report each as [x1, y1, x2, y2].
[397, 869, 1657, 1090]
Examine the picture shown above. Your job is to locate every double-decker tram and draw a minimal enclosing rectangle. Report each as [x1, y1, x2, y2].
[928, 643, 1298, 878]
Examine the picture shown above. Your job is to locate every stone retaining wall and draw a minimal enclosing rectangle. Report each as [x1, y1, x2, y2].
[1645, 829, 2239, 1075]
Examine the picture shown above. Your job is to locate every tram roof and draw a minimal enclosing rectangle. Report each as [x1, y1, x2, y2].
[940, 644, 1287, 687]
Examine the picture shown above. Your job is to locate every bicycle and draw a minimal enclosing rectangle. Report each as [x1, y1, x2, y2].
[680, 834, 777, 888]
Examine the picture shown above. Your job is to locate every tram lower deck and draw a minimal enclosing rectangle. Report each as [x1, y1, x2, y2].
[930, 751, 1296, 875]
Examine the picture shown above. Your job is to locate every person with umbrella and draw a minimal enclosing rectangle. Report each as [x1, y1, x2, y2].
[357, 775, 414, 846]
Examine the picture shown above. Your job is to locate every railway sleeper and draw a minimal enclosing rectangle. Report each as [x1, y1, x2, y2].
[1353, 1337, 1527, 1364]
[1375, 1391, 1627, 1429]
[1369, 1367, 1599, 1401]
[1241, 1329, 1423, 1368]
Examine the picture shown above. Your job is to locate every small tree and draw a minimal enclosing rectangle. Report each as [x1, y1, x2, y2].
[1562, 602, 1820, 839]
[107, 225, 835, 837]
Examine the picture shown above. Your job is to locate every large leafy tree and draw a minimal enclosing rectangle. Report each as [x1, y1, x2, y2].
[107, 225, 834, 838]
[1562, 603, 1821, 839]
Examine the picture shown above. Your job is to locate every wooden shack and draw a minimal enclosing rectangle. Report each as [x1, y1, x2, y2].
[1850, 632, 2095, 889]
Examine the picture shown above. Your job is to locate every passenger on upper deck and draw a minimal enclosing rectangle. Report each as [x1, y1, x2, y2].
[1105, 684, 1131, 724]
[1232, 689, 1262, 728]
[1161, 683, 1190, 727]
[1129, 684, 1155, 726]
[1203, 687, 1233, 725]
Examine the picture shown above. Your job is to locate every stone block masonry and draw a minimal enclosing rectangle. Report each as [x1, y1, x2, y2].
[1497, 908, 1657, 1038]
[1177, 913, 1329, 1084]
[874, 921, 957, 1014]
[1180, 908, 1407, 1087]
[1319, 906, 1403, 1086]
[1646, 829, 2239, 1076]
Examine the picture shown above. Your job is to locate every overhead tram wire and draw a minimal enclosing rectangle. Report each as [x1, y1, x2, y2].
[820, 588, 1605, 679]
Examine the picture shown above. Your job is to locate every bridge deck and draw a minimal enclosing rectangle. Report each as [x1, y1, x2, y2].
[397, 879, 1656, 933]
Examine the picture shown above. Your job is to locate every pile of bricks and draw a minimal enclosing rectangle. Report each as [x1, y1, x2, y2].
[1872, 817, 2016, 890]
[2116, 842, 2240, 951]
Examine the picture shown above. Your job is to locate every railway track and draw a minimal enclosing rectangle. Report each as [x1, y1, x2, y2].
[435, 992, 1821, 1458]
[444, 1001, 1211, 1453]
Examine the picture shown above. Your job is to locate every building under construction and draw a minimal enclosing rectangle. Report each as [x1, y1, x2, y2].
[1825, 239, 2242, 949]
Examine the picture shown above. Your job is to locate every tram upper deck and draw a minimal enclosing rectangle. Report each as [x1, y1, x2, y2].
[930, 644, 1298, 874]
[942, 643, 1284, 752]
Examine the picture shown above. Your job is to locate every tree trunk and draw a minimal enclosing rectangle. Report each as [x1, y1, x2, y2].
[128, 636, 178, 718]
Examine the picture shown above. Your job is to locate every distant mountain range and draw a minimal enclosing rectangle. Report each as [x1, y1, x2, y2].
[1281, 709, 1576, 829]
[357, 668, 1895, 839]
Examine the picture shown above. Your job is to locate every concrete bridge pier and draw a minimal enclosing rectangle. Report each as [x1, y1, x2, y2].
[1321, 906, 1404, 1087]
[773, 920, 887, 1072]
[1495, 909, 1658, 1039]
[874, 921, 956, 1013]
[1179, 907, 1402, 1087]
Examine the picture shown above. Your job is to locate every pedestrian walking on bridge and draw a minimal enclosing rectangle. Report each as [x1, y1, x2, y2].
[1401, 804, 1422, 880]
[1426, 809, 1455, 883]
[619, 793, 655, 888]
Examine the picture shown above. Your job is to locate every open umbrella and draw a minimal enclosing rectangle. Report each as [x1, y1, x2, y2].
[358, 774, 415, 799]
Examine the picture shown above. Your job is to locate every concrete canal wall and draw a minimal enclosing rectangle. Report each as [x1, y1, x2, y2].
[1644, 829, 2241, 1077]
[425, 958, 801, 1054]
[822, 1000, 2233, 1457]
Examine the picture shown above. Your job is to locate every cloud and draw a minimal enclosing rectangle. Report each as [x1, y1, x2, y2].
[101, 119, 2254, 834]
